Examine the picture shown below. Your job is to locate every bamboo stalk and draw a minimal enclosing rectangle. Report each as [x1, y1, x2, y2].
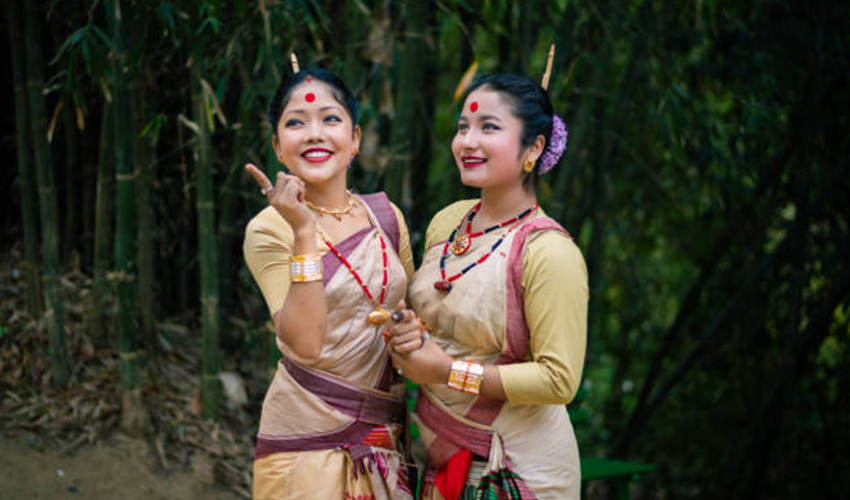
[22, 0, 69, 386]
[193, 65, 221, 421]
[8, 0, 43, 317]
[62, 90, 79, 263]
[386, 0, 432, 208]
[91, 103, 114, 346]
[106, 0, 139, 393]
[133, 76, 156, 348]
[176, 121, 192, 314]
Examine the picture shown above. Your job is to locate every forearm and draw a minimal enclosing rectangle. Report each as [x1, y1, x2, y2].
[480, 365, 507, 400]
[274, 225, 328, 360]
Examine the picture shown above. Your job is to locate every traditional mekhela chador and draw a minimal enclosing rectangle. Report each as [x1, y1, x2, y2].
[411, 203, 585, 500]
[245, 53, 415, 500]
[247, 193, 415, 500]
[408, 45, 587, 500]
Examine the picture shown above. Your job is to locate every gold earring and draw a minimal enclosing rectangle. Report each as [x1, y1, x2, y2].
[523, 159, 535, 172]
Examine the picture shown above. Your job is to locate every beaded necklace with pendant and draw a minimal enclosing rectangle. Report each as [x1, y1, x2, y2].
[323, 230, 391, 326]
[434, 202, 538, 292]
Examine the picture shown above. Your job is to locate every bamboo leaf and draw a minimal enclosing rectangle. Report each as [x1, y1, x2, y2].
[100, 78, 113, 103]
[90, 24, 118, 51]
[47, 99, 64, 144]
[139, 114, 167, 144]
[157, 2, 177, 32]
[352, 0, 370, 16]
[50, 26, 90, 66]
[453, 61, 479, 103]
[200, 78, 228, 126]
[178, 114, 201, 136]
[76, 106, 85, 131]
[205, 94, 216, 133]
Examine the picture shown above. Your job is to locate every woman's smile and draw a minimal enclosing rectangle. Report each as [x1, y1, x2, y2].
[461, 155, 487, 168]
[301, 147, 334, 163]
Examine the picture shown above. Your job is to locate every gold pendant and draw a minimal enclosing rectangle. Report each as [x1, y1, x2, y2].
[367, 307, 391, 326]
[452, 234, 472, 256]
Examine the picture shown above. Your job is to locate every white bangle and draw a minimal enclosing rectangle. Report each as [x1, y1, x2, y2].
[447, 360, 484, 395]
[289, 254, 323, 282]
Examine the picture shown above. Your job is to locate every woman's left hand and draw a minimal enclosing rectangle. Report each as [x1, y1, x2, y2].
[383, 300, 453, 385]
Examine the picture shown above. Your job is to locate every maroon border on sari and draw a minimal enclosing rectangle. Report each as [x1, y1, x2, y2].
[281, 355, 405, 426]
[358, 192, 400, 253]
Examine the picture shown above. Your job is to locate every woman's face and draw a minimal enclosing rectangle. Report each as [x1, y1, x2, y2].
[451, 88, 528, 190]
[272, 80, 361, 187]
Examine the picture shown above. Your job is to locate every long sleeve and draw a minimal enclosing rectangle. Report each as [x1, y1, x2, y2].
[498, 230, 588, 406]
[243, 206, 301, 317]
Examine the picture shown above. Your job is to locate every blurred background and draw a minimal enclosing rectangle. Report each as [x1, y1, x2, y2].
[1, 1, 848, 499]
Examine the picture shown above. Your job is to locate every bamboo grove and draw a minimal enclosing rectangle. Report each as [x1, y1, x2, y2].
[4, 1, 850, 498]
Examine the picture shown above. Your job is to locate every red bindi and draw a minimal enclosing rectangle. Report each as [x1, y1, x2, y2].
[470, 101, 479, 112]
[305, 93, 316, 103]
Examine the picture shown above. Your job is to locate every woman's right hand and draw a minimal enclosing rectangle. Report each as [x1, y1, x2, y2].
[385, 300, 428, 355]
[245, 164, 316, 232]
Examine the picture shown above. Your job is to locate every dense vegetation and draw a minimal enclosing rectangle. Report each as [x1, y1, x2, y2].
[3, 1, 848, 498]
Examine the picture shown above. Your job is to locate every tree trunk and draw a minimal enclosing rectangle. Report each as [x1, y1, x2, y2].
[8, 0, 43, 317]
[23, 0, 69, 386]
[193, 66, 221, 421]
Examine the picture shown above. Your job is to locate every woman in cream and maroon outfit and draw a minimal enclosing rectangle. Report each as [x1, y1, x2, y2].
[388, 73, 587, 500]
[244, 66, 420, 500]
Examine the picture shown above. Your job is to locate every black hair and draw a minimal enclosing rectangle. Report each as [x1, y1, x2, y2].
[465, 73, 555, 188]
[268, 67, 360, 135]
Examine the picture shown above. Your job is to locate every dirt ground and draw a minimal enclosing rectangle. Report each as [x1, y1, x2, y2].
[0, 434, 243, 500]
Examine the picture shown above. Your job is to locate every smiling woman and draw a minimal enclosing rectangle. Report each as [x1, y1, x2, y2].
[385, 73, 586, 500]
[242, 66, 417, 500]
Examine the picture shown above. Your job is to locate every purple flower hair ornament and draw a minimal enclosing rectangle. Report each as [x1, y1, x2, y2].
[538, 115, 568, 174]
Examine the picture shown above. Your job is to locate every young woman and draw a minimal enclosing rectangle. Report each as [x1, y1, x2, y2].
[244, 67, 417, 500]
[387, 74, 587, 500]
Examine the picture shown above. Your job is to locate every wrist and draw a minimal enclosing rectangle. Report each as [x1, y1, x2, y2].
[432, 356, 453, 386]
[293, 221, 317, 237]
[293, 224, 318, 253]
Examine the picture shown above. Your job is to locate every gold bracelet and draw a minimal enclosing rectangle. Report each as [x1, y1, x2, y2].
[447, 360, 484, 395]
[289, 254, 323, 282]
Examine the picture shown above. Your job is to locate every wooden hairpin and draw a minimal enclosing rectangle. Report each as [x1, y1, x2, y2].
[541, 44, 555, 90]
[290, 52, 300, 73]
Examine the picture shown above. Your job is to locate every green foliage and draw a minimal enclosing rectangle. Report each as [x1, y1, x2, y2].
[13, 0, 850, 497]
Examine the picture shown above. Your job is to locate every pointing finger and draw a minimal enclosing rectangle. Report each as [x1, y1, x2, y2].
[245, 164, 273, 193]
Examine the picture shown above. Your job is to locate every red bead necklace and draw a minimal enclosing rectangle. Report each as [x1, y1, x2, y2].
[450, 201, 537, 256]
[434, 202, 538, 292]
[324, 231, 391, 325]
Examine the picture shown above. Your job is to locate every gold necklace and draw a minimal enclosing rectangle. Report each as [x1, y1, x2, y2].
[304, 190, 355, 221]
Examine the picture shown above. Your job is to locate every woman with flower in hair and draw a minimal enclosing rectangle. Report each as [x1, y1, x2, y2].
[387, 72, 587, 499]
[243, 64, 421, 500]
